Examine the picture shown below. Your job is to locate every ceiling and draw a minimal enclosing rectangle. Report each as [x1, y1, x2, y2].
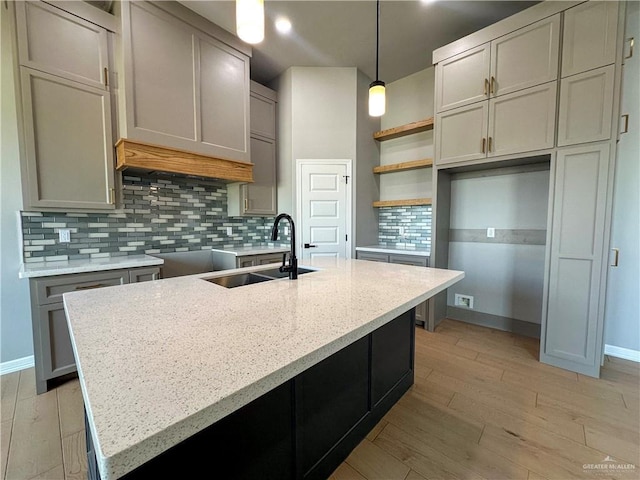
[181, 1, 539, 86]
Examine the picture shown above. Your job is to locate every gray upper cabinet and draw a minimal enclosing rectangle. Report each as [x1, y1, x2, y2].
[15, 1, 109, 90]
[119, 1, 250, 162]
[15, 1, 116, 211]
[228, 81, 277, 216]
[489, 15, 560, 97]
[562, 1, 620, 78]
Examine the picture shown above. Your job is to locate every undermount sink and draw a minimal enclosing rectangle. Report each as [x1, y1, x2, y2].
[203, 267, 316, 288]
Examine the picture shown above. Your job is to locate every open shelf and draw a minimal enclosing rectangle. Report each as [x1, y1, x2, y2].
[372, 198, 432, 208]
[373, 158, 433, 174]
[373, 118, 434, 141]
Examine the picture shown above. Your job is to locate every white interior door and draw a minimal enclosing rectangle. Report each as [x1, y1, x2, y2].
[298, 160, 351, 263]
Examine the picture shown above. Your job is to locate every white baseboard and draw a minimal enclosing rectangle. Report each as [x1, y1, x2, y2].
[604, 344, 640, 363]
[0, 355, 34, 375]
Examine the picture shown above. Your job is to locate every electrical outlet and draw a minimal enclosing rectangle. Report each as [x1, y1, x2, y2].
[487, 227, 495, 238]
[58, 229, 71, 243]
[226, 226, 233, 236]
[454, 294, 474, 309]
[398, 226, 405, 237]
[284, 226, 289, 236]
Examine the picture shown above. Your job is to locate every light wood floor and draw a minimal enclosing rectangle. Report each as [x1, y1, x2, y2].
[1, 319, 639, 480]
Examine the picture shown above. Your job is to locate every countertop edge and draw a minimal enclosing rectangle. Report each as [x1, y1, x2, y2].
[19, 256, 164, 278]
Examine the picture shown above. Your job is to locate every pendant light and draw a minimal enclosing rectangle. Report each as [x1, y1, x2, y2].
[369, 0, 385, 117]
[236, 0, 264, 44]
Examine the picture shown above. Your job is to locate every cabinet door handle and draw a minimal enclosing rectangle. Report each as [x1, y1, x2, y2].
[244, 198, 249, 211]
[104, 67, 109, 88]
[109, 188, 115, 205]
[621, 114, 630, 134]
[75, 283, 107, 291]
[481, 137, 486, 153]
[611, 248, 620, 267]
[625, 37, 634, 59]
[484, 78, 489, 96]
[488, 136, 493, 152]
[490, 76, 496, 95]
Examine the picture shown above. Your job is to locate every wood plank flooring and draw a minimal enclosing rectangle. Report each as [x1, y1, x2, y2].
[1, 319, 638, 480]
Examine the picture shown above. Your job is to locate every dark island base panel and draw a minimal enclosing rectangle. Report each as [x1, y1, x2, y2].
[87, 310, 415, 480]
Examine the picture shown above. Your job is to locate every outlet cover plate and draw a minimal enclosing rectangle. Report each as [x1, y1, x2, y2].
[454, 293, 474, 309]
[487, 227, 495, 238]
[58, 229, 71, 243]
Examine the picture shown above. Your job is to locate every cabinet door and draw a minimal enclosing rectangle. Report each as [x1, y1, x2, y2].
[15, 0, 109, 90]
[199, 35, 250, 162]
[542, 144, 610, 377]
[435, 44, 490, 112]
[38, 304, 76, 380]
[20, 68, 115, 210]
[490, 15, 560, 97]
[250, 90, 277, 139]
[243, 136, 277, 215]
[562, 1, 619, 77]
[129, 267, 160, 283]
[488, 82, 557, 158]
[125, 2, 196, 143]
[237, 256, 257, 268]
[436, 102, 488, 165]
[355, 252, 389, 262]
[557, 65, 615, 147]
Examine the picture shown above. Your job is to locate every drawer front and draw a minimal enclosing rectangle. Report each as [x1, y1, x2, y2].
[388, 254, 428, 267]
[256, 253, 284, 265]
[355, 252, 390, 263]
[34, 269, 129, 305]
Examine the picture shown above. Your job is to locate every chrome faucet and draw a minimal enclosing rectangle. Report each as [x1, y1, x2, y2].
[270, 213, 298, 280]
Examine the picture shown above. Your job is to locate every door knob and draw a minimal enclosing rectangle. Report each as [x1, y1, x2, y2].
[304, 243, 317, 248]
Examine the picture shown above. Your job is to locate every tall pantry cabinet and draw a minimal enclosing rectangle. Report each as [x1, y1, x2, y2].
[431, 1, 628, 377]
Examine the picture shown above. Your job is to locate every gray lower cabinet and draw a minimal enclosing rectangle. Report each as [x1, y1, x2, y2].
[212, 251, 286, 270]
[356, 251, 429, 325]
[541, 143, 611, 377]
[30, 267, 159, 394]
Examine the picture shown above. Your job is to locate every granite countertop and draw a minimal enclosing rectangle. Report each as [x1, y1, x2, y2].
[64, 258, 463, 480]
[210, 245, 290, 256]
[356, 245, 431, 257]
[19, 255, 164, 279]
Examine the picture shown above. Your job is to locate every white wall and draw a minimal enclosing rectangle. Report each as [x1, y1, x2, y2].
[1, 3, 34, 365]
[379, 67, 434, 201]
[272, 66, 379, 251]
[604, 1, 640, 355]
[447, 169, 549, 324]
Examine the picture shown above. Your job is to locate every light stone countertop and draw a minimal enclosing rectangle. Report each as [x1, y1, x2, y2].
[19, 255, 164, 279]
[356, 245, 431, 257]
[64, 258, 463, 480]
[210, 245, 290, 256]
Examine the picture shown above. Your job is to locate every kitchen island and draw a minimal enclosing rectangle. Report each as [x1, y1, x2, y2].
[64, 258, 463, 480]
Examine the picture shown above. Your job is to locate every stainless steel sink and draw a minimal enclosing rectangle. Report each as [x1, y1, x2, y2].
[204, 272, 272, 288]
[203, 267, 316, 288]
[252, 267, 316, 279]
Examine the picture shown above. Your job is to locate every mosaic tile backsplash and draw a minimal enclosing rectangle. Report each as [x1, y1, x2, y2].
[377, 205, 432, 249]
[21, 174, 285, 263]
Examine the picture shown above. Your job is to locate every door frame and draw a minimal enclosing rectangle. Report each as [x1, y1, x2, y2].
[295, 159, 353, 260]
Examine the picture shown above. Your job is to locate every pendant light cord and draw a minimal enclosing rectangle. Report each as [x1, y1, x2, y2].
[375, 0, 380, 81]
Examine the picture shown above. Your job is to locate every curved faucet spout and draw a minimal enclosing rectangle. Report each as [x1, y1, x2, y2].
[271, 214, 298, 280]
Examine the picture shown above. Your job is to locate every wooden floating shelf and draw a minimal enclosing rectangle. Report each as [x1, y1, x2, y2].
[373, 118, 434, 141]
[373, 158, 433, 174]
[373, 198, 432, 208]
[115, 138, 253, 183]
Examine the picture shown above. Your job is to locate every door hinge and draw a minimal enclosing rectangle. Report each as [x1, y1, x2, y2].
[343, 175, 350, 184]
[345, 234, 348, 241]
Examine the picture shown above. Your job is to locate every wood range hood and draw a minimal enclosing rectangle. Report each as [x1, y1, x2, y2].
[115, 138, 254, 183]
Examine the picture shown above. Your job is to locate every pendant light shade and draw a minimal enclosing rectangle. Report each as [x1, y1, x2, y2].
[369, 0, 385, 117]
[369, 80, 386, 117]
[236, 0, 264, 44]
